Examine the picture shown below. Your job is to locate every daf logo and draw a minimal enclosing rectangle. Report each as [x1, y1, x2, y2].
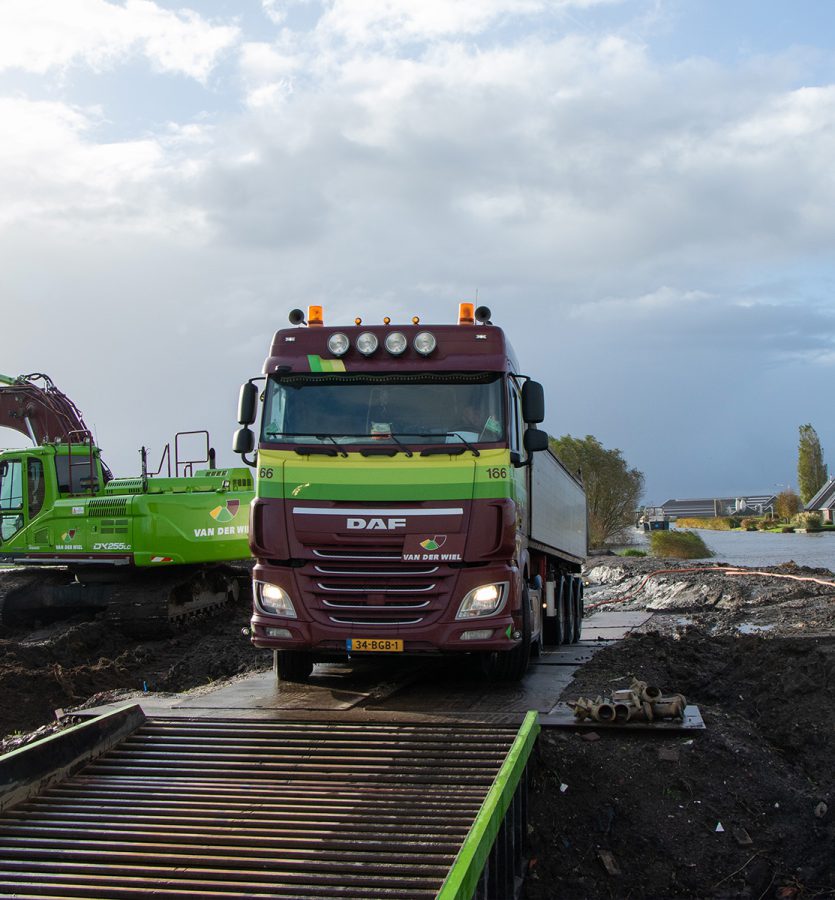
[346, 517, 407, 530]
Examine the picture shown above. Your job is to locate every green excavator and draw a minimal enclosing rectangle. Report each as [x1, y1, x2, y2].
[0, 373, 254, 636]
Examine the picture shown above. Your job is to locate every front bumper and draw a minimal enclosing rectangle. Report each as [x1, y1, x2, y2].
[250, 561, 521, 655]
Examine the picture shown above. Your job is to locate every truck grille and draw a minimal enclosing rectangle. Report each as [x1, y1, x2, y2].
[313, 549, 402, 560]
[300, 553, 454, 628]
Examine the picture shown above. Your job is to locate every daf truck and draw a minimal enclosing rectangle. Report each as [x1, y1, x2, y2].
[233, 304, 587, 680]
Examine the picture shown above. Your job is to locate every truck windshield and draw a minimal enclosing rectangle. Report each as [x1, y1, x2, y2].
[262, 373, 505, 446]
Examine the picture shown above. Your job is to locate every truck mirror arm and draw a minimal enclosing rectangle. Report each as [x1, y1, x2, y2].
[510, 451, 531, 469]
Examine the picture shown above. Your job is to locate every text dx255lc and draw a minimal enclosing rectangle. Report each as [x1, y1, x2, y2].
[233, 304, 588, 681]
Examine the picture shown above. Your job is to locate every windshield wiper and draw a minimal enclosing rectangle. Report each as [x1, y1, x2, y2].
[420, 445, 467, 457]
[266, 431, 349, 457]
[316, 435, 349, 458]
[293, 446, 338, 457]
[381, 433, 413, 457]
[445, 433, 481, 457]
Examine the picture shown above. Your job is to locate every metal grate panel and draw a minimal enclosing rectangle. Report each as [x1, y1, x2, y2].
[0, 717, 529, 899]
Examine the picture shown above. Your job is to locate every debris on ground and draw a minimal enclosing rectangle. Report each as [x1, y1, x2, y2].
[526, 558, 834, 899]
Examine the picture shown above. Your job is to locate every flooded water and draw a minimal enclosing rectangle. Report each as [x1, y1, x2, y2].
[624, 527, 835, 572]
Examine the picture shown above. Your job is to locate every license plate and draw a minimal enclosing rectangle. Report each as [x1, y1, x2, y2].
[347, 638, 404, 652]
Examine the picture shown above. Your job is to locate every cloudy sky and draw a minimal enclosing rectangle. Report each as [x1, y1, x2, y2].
[2, 0, 834, 504]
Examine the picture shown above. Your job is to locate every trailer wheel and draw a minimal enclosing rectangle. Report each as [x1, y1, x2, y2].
[562, 576, 576, 645]
[275, 650, 314, 682]
[483, 585, 532, 681]
[542, 577, 564, 646]
[572, 580, 584, 643]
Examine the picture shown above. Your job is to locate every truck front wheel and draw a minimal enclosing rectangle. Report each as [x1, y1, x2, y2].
[275, 650, 314, 682]
[481, 584, 532, 681]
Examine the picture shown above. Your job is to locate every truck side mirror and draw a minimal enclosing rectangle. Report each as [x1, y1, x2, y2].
[232, 426, 255, 455]
[521, 381, 545, 424]
[237, 382, 259, 425]
[523, 428, 549, 454]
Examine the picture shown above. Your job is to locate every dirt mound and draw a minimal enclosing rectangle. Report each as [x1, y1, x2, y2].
[0, 600, 271, 748]
[526, 629, 834, 899]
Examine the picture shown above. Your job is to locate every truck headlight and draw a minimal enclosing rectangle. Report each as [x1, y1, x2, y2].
[255, 581, 297, 617]
[456, 582, 508, 619]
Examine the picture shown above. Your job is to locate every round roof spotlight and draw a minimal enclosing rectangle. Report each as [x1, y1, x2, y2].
[289, 308, 306, 325]
[385, 332, 408, 356]
[475, 306, 492, 325]
[327, 332, 350, 356]
[413, 331, 437, 356]
[356, 332, 379, 356]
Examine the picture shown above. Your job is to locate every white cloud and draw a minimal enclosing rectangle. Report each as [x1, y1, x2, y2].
[0, 0, 240, 81]
[315, 0, 624, 46]
[3, 3, 835, 499]
[0, 97, 210, 237]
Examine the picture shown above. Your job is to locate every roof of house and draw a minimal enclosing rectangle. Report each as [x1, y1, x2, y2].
[661, 495, 776, 517]
[806, 479, 835, 511]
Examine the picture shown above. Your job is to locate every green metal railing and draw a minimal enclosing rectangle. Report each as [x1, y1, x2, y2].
[438, 710, 540, 899]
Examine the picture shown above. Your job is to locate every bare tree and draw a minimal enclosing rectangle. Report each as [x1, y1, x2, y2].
[550, 434, 644, 548]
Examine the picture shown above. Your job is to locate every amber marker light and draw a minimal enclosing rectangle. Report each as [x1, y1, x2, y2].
[355, 317, 362, 325]
[412, 316, 420, 324]
[458, 302, 475, 325]
[383, 316, 391, 325]
[308, 305, 324, 327]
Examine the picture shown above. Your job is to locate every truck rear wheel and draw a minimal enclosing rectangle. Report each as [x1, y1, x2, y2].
[275, 650, 314, 683]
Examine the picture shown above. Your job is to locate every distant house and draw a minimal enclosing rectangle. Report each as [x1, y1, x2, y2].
[661, 495, 776, 519]
[805, 479, 835, 522]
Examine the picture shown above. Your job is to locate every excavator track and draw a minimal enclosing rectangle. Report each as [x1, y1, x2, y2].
[0, 706, 539, 899]
[0, 565, 250, 639]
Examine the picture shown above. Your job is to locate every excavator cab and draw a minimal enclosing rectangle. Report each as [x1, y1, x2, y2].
[0, 452, 50, 543]
[0, 457, 25, 542]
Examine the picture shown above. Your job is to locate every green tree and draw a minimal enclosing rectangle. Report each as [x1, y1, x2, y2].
[774, 489, 801, 522]
[550, 434, 644, 548]
[797, 424, 828, 505]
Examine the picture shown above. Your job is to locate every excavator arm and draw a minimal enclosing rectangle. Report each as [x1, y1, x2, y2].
[0, 373, 112, 480]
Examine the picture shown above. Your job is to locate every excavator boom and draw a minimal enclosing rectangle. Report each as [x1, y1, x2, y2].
[0, 372, 91, 446]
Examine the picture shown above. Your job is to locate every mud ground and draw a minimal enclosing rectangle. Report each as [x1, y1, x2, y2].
[1, 558, 833, 898]
[526, 558, 834, 899]
[0, 595, 271, 752]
